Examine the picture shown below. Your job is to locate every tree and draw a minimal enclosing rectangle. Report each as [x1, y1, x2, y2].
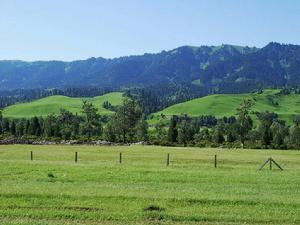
[58, 109, 75, 140]
[44, 114, 60, 137]
[155, 119, 167, 143]
[2, 118, 10, 133]
[271, 121, 288, 149]
[82, 101, 102, 139]
[25, 120, 30, 135]
[0, 110, 2, 134]
[289, 118, 300, 148]
[28, 117, 41, 136]
[16, 120, 25, 137]
[290, 126, 300, 148]
[225, 122, 238, 143]
[10, 120, 16, 136]
[236, 99, 253, 147]
[194, 128, 211, 147]
[178, 120, 190, 147]
[136, 116, 149, 142]
[212, 121, 225, 144]
[293, 116, 300, 126]
[257, 111, 278, 148]
[114, 99, 142, 143]
[168, 116, 178, 143]
[104, 117, 117, 142]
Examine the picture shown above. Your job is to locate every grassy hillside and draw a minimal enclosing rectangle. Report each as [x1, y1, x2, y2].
[0, 145, 299, 224]
[153, 89, 300, 124]
[3, 92, 123, 118]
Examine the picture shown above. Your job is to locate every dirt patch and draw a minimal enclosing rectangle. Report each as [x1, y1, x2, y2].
[144, 205, 164, 212]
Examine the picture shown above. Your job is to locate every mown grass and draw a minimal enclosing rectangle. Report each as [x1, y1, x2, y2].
[2, 92, 123, 118]
[152, 89, 300, 124]
[0, 145, 299, 224]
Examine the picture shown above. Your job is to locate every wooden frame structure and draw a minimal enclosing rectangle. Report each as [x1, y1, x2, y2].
[259, 157, 283, 171]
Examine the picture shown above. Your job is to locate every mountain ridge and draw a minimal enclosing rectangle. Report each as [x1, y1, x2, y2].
[1, 42, 300, 92]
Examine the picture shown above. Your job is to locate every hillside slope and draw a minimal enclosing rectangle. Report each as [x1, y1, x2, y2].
[153, 90, 300, 124]
[2, 92, 123, 118]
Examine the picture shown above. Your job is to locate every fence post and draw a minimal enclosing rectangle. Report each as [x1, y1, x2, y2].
[119, 152, 122, 164]
[30, 151, 33, 161]
[75, 152, 78, 163]
[269, 157, 272, 170]
[166, 153, 170, 166]
[214, 154, 217, 168]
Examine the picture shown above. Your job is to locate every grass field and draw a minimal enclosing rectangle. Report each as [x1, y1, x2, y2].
[2, 92, 123, 118]
[0, 145, 299, 224]
[152, 89, 300, 124]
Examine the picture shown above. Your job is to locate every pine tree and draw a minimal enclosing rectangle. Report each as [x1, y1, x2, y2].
[155, 119, 167, 143]
[114, 99, 142, 143]
[2, 118, 10, 133]
[257, 111, 277, 148]
[212, 122, 225, 144]
[10, 120, 16, 136]
[168, 116, 178, 143]
[236, 99, 253, 147]
[0, 111, 2, 134]
[136, 116, 148, 142]
[104, 118, 117, 142]
[177, 120, 190, 146]
[289, 118, 300, 148]
[82, 101, 102, 140]
[25, 120, 30, 135]
[44, 114, 58, 137]
[58, 109, 75, 140]
[28, 117, 41, 136]
[16, 120, 25, 137]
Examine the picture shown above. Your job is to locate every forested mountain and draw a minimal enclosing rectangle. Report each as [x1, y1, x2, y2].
[1, 42, 300, 92]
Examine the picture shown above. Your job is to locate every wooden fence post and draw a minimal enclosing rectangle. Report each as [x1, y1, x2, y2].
[166, 153, 170, 166]
[75, 152, 78, 163]
[119, 152, 122, 164]
[30, 151, 33, 161]
[214, 154, 217, 168]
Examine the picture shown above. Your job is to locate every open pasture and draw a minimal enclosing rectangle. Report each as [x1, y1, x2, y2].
[0, 145, 299, 224]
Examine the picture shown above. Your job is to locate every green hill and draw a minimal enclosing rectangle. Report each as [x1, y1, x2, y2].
[3, 92, 124, 118]
[153, 89, 300, 124]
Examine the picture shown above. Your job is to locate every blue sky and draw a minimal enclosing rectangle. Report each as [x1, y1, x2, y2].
[0, 0, 300, 61]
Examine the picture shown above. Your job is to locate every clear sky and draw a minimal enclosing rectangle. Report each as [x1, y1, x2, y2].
[0, 0, 300, 61]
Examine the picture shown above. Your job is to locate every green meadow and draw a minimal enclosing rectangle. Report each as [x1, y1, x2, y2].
[0, 145, 299, 224]
[2, 92, 123, 118]
[153, 89, 300, 124]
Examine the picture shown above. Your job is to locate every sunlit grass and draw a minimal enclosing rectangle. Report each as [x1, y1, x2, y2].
[0, 145, 299, 224]
[2, 92, 123, 118]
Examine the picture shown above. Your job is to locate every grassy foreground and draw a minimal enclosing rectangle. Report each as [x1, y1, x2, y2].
[2, 92, 123, 118]
[0, 145, 299, 225]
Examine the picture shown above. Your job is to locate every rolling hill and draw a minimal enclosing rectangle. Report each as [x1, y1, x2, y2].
[152, 89, 300, 124]
[3, 89, 300, 124]
[2, 92, 123, 118]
